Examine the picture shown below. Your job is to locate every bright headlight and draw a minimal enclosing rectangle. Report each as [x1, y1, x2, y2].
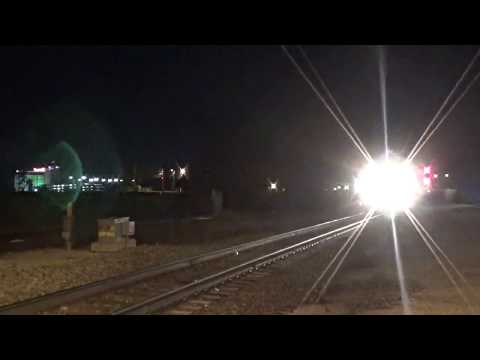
[354, 159, 421, 214]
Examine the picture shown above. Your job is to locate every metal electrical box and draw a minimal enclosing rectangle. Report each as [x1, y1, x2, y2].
[91, 217, 136, 252]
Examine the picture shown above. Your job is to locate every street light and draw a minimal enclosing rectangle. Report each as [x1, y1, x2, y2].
[268, 179, 279, 192]
[445, 173, 449, 178]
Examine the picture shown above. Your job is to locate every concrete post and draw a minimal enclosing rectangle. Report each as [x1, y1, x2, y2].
[62, 203, 74, 251]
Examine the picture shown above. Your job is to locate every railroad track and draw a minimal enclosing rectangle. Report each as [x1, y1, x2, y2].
[113, 216, 377, 315]
[0, 213, 362, 315]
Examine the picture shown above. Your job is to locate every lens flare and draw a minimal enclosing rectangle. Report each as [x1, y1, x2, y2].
[354, 158, 421, 214]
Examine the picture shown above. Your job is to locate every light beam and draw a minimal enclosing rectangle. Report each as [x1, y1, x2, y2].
[408, 209, 478, 302]
[300, 210, 375, 306]
[297, 45, 373, 162]
[315, 210, 375, 302]
[379, 46, 389, 160]
[405, 209, 474, 313]
[281, 45, 373, 163]
[407, 48, 480, 162]
[391, 214, 412, 314]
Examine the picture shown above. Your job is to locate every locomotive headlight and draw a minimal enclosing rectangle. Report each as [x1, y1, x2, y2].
[354, 158, 421, 215]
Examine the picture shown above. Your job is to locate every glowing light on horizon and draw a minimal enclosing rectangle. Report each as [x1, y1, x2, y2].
[354, 158, 421, 214]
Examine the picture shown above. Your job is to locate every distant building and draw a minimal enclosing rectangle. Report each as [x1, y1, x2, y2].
[14, 161, 127, 193]
[14, 162, 61, 192]
[15, 161, 191, 194]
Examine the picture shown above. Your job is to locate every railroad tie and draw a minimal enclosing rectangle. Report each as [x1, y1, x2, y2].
[231, 280, 253, 286]
[200, 294, 223, 301]
[188, 299, 211, 307]
[221, 286, 240, 293]
[207, 289, 229, 297]
[248, 272, 270, 278]
[163, 309, 192, 315]
[178, 304, 204, 312]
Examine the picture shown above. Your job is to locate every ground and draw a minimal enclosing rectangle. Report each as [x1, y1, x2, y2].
[3, 205, 478, 315]
[192, 204, 480, 315]
[0, 208, 349, 308]
[0, 234, 271, 307]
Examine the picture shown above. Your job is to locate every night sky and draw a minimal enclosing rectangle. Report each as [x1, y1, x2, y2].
[1, 45, 479, 194]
